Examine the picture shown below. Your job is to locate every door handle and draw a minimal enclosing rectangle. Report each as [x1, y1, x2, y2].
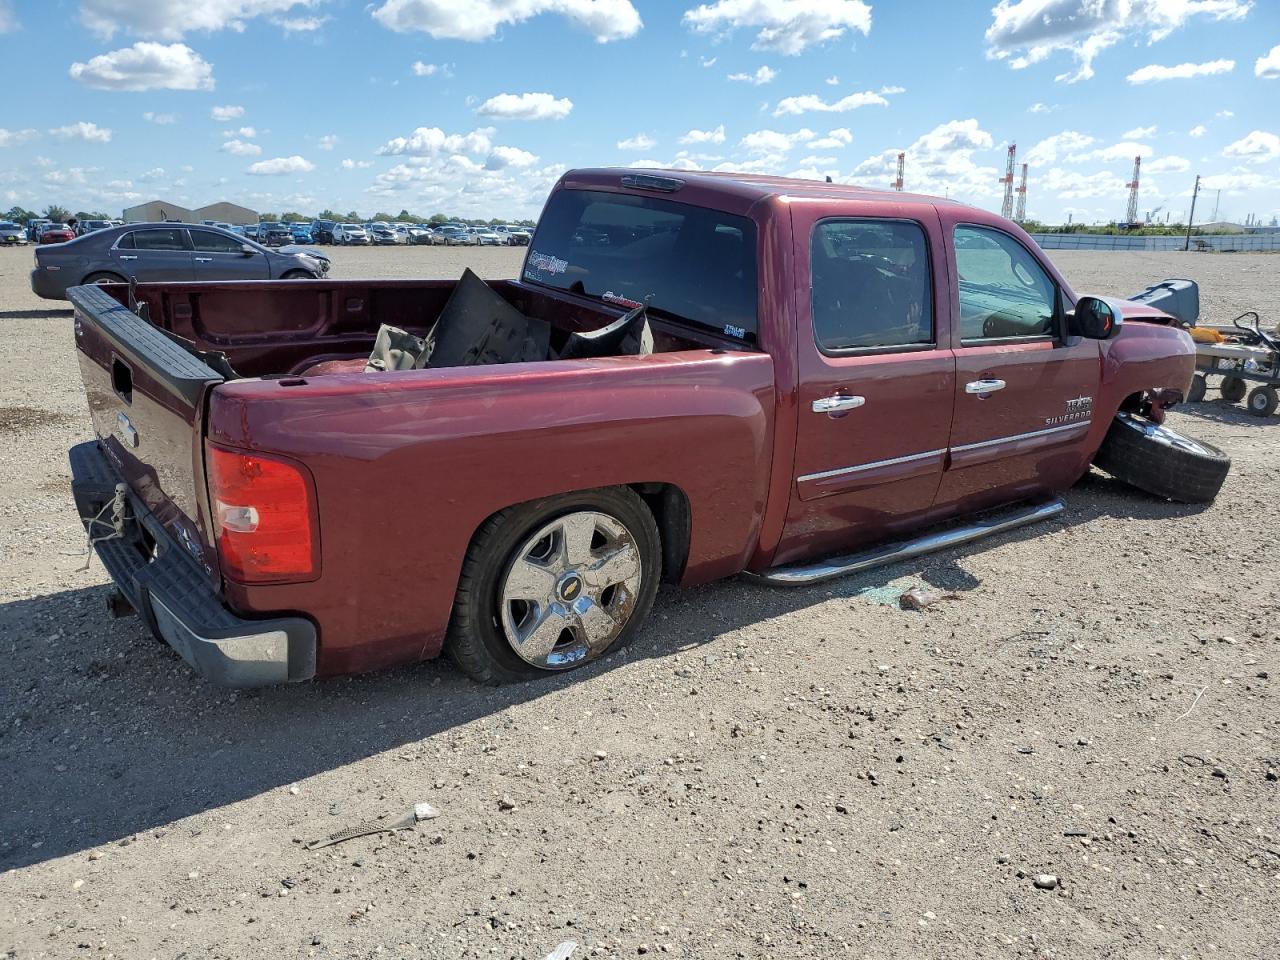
[194, 257, 213, 263]
[119, 255, 138, 261]
[965, 379, 1007, 394]
[812, 395, 866, 414]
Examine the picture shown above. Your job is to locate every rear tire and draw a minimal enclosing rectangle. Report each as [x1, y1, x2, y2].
[1246, 385, 1278, 418]
[280, 270, 315, 280]
[82, 272, 126, 286]
[1093, 413, 1230, 504]
[1186, 374, 1207, 403]
[1220, 376, 1247, 403]
[447, 488, 661, 684]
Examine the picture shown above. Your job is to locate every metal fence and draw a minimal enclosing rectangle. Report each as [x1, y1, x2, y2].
[1028, 232, 1280, 252]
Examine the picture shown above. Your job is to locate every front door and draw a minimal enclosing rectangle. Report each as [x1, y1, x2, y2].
[934, 220, 1100, 511]
[775, 206, 956, 566]
[111, 227, 194, 282]
[189, 229, 270, 280]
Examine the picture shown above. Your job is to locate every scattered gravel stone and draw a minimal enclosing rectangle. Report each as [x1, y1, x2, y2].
[1033, 875, 1059, 890]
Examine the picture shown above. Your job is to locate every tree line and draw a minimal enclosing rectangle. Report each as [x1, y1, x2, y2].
[5, 205, 112, 225]
[3, 204, 534, 227]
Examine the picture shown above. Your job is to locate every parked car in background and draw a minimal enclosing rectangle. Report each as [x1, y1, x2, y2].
[496, 224, 532, 246]
[290, 223, 314, 244]
[405, 226, 430, 244]
[77, 220, 114, 236]
[39, 224, 76, 244]
[408, 228, 438, 245]
[311, 220, 337, 244]
[0, 221, 29, 245]
[242, 224, 260, 239]
[368, 224, 398, 245]
[27, 219, 53, 242]
[333, 223, 370, 245]
[258, 222, 293, 247]
[470, 226, 505, 246]
[434, 225, 475, 245]
[229, 225, 247, 237]
[30, 222, 329, 300]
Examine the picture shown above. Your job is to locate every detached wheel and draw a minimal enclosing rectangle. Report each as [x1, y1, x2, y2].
[1093, 413, 1230, 503]
[447, 488, 661, 684]
[1220, 376, 1247, 403]
[1247, 385, 1278, 418]
[1187, 374, 1207, 403]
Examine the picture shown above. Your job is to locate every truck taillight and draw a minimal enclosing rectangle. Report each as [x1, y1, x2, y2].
[206, 443, 319, 583]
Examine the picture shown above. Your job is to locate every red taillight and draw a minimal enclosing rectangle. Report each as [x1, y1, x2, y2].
[206, 443, 318, 583]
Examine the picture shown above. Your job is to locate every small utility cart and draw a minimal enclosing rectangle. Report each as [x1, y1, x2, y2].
[1129, 279, 1280, 418]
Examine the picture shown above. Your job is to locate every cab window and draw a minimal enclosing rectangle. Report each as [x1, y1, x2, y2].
[810, 219, 933, 352]
[120, 228, 190, 252]
[954, 225, 1057, 341]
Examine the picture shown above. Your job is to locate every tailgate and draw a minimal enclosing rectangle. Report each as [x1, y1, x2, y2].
[69, 283, 224, 582]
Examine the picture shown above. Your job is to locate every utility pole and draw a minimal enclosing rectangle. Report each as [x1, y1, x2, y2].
[1184, 175, 1201, 251]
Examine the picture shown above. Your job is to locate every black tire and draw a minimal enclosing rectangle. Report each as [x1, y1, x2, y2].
[1220, 376, 1247, 403]
[1093, 413, 1230, 504]
[1186, 374, 1207, 403]
[280, 270, 315, 280]
[82, 272, 126, 286]
[447, 488, 661, 684]
[1246, 385, 1278, 418]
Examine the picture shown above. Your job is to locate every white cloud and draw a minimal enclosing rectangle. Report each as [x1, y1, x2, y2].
[1257, 44, 1280, 79]
[79, 0, 323, 40]
[247, 155, 315, 175]
[224, 125, 256, 138]
[49, 121, 113, 143]
[699, 55, 717, 67]
[412, 60, 451, 76]
[683, 0, 872, 55]
[1144, 155, 1189, 173]
[371, 0, 642, 43]
[1217, 109, 1234, 118]
[808, 127, 852, 150]
[377, 126, 496, 156]
[1122, 125, 1157, 139]
[143, 111, 177, 124]
[340, 158, 373, 170]
[985, 0, 1249, 83]
[486, 145, 540, 169]
[0, 0, 14, 33]
[773, 89, 889, 117]
[728, 65, 777, 85]
[1189, 124, 1207, 138]
[1127, 59, 1234, 84]
[475, 92, 573, 121]
[618, 133, 656, 151]
[211, 104, 244, 121]
[273, 14, 328, 31]
[1222, 130, 1280, 164]
[1069, 140, 1152, 164]
[850, 119, 997, 202]
[1023, 130, 1094, 166]
[1028, 102, 1056, 114]
[798, 155, 837, 166]
[69, 41, 214, 91]
[222, 139, 262, 156]
[679, 124, 726, 145]
[825, 75, 839, 85]
[740, 128, 816, 156]
[0, 128, 39, 147]
[318, 134, 338, 151]
[1039, 166, 1127, 200]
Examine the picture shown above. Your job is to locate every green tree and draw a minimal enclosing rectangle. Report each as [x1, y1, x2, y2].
[316, 209, 343, 221]
[4, 206, 37, 224]
[43, 204, 71, 224]
[345, 210, 361, 222]
[428, 212, 449, 224]
[280, 211, 307, 222]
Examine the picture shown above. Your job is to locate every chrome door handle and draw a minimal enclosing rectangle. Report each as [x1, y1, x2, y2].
[194, 257, 213, 263]
[119, 255, 138, 261]
[812, 395, 866, 413]
[965, 379, 1007, 394]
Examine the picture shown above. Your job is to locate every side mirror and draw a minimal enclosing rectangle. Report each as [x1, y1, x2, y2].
[241, 244, 256, 256]
[1071, 296, 1122, 340]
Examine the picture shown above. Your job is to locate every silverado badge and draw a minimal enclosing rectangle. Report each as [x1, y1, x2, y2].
[1045, 396, 1093, 426]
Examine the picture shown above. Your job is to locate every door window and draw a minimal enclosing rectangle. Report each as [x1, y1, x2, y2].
[810, 219, 932, 352]
[191, 230, 245, 254]
[121, 228, 190, 251]
[954, 226, 1057, 341]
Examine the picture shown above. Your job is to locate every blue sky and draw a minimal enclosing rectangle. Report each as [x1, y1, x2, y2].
[0, 0, 1276, 223]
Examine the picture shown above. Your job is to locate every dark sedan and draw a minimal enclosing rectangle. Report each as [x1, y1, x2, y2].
[257, 222, 293, 246]
[30, 223, 330, 301]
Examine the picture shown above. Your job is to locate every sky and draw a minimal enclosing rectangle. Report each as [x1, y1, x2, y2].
[0, 0, 1276, 224]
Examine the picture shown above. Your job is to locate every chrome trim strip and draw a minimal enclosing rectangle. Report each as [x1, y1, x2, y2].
[746, 499, 1065, 586]
[797, 447, 946, 484]
[950, 420, 1090, 454]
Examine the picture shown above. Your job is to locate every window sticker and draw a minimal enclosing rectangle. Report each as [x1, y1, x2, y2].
[526, 250, 568, 276]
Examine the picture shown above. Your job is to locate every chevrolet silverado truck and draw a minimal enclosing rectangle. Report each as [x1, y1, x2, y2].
[68, 169, 1229, 687]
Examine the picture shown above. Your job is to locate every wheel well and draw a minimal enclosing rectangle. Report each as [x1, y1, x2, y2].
[1117, 391, 1146, 414]
[630, 483, 691, 584]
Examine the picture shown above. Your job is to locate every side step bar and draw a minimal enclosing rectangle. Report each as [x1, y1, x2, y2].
[745, 499, 1065, 587]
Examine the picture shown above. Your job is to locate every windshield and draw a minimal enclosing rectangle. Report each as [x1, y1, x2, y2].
[0, 222, 17, 229]
[524, 189, 758, 341]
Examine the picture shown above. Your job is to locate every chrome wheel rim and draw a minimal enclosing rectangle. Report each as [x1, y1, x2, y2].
[1117, 413, 1213, 457]
[499, 511, 643, 670]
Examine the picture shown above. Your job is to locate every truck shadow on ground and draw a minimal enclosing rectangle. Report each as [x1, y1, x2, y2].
[0, 473, 1206, 872]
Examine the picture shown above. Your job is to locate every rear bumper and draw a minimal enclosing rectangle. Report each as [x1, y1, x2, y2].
[30, 267, 66, 300]
[69, 440, 317, 687]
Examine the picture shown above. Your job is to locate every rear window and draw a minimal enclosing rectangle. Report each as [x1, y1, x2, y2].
[525, 189, 758, 342]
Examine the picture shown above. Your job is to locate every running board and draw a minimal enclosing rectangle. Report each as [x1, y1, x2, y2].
[745, 499, 1065, 587]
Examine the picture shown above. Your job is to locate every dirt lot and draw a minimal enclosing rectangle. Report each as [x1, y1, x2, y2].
[1, 244, 1277, 959]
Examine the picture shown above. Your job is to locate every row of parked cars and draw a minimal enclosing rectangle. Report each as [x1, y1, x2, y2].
[0, 218, 124, 246]
[304, 220, 533, 247]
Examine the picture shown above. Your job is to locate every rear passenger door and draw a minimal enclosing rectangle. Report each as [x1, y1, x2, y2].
[933, 218, 1100, 511]
[110, 228, 195, 282]
[190, 229, 270, 280]
[775, 206, 956, 566]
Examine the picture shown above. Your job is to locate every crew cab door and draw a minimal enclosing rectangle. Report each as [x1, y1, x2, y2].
[111, 227, 195, 282]
[774, 205, 955, 566]
[189, 228, 270, 280]
[934, 217, 1100, 511]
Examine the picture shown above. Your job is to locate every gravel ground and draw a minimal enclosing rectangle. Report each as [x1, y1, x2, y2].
[1, 245, 1277, 960]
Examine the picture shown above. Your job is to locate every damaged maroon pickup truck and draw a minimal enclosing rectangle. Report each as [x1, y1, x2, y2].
[69, 169, 1229, 687]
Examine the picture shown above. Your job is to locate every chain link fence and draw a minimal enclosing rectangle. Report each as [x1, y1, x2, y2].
[1028, 232, 1280, 252]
